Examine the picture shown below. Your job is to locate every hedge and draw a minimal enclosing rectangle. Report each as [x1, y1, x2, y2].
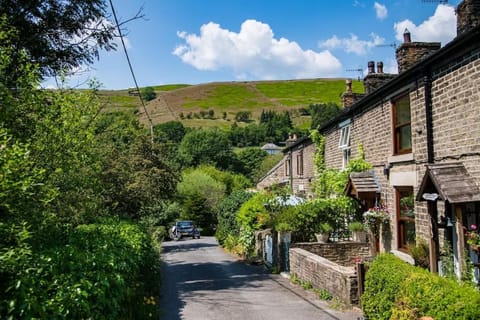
[362, 253, 480, 320]
[0, 219, 160, 319]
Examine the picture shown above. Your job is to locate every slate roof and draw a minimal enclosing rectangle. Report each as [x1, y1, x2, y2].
[345, 171, 381, 197]
[417, 163, 480, 203]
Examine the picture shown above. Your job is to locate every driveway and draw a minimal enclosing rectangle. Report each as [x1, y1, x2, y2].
[160, 236, 363, 320]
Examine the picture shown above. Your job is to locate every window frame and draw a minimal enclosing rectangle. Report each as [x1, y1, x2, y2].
[296, 151, 304, 176]
[338, 121, 351, 149]
[396, 186, 415, 251]
[392, 93, 412, 155]
[285, 158, 291, 176]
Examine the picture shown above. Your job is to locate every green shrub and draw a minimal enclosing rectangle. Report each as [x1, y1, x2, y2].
[361, 254, 414, 320]
[362, 253, 480, 320]
[0, 219, 160, 319]
[391, 271, 480, 320]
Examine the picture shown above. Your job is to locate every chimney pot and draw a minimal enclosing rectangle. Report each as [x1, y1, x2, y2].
[403, 28, 411, 43]
[368, 61, 375, 74]
[377, 61, 384, 74]
[346, 79, 352, 93]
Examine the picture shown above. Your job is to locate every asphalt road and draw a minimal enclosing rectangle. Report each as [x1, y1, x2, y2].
[160, 236, 363, 320]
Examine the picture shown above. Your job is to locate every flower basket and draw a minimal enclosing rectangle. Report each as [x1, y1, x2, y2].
[363, 206, 389, 238]
[466, 224, 480, 252]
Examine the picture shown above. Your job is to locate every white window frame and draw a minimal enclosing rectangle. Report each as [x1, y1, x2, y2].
[338, 119, 351, 149]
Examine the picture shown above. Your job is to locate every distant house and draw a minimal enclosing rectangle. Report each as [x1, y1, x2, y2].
[320, 0, 480, 280]
[261, 143, 282, 155]
[257, 134, 316, 198]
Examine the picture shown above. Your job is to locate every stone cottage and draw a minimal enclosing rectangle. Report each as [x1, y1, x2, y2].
[257, 134, 316, 199]
[319, 0, 480, 279]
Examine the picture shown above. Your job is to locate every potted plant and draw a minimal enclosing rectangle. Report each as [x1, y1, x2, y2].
[315, 222, 333, 243]
[348, 221, 367, 242]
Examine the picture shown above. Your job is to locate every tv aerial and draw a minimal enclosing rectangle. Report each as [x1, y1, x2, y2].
[346, 67, 364, 81]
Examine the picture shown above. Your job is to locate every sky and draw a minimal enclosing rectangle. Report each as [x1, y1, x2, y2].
[43, 0, 462, 90]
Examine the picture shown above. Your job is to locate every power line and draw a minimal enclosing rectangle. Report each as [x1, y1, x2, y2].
[109, 0, 154, 144]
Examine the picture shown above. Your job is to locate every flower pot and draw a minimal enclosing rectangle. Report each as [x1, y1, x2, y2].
[315, 233, 329, 243]
[352, 231, 367, 242]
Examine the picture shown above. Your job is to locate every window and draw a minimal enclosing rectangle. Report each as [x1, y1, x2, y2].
[339, 122, 351, 148]
[285, 158, 291, 176]
[396, 187, 415, 250]
[296, 152, 304, 176]
[339, 119, 351, 169]
[393, 94, 412, 155]
[342, 148, 351, 169]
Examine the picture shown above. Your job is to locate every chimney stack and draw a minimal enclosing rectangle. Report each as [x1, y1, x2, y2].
[403, 28, 411, 43]
[346, 79, 352, 93]
[367, 61, 375, 74]
[395, 30, 440, 73]
[363, 61, 395, 95]
[341, 79, 364, 108]
[456, 0, 480, 36]
[377, 61, 384, 74]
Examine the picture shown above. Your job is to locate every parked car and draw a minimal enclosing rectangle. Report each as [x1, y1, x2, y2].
[170, 220, 200, 240]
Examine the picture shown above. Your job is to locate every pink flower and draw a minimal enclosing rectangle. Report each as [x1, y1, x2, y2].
[471, 224, 477, 230]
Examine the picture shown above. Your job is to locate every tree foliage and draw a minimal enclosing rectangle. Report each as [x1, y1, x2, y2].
[141, 86, 156, 101]
[309, 103, 341, 129]
[235, 147, 268, 181]
[178, 128, 237, 170]
[0, 0, 118, 79]
[154, 120, 186, 143]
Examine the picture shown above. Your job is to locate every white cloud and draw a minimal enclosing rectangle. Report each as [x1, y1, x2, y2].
[173, 19, 342, 80]
[394, 4, 456, 45]
[353, 1, 365, 8]
[374, 2, 388, 20]
[319, 33, 385, 55]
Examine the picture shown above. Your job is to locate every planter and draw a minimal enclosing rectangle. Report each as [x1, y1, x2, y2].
[315, 233, 329, 243]
[352, 231, 367, 242]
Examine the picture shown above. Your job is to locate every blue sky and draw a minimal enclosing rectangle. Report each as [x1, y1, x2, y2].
[44, 0, 461, 90]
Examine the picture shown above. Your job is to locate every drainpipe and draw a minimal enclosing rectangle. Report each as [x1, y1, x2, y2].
[424, 70, 439, 273]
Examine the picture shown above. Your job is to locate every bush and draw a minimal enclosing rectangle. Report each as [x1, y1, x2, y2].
[362, 253, 480, 320]
[0, 219, 160, 319]
[362, 254, 415, 320]
[391, 271, 480, 320]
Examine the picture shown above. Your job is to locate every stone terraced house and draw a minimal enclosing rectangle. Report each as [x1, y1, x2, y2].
[256, 134, 316, 199]
[320, 0, 480, 280]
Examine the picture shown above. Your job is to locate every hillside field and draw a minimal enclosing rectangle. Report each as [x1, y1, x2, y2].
[98, 78, 364, 129]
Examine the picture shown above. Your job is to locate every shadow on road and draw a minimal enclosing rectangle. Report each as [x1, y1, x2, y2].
[159, 238, 271, 320]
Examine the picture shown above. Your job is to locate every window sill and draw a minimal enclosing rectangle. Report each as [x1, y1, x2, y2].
[388, 153, 414, 164]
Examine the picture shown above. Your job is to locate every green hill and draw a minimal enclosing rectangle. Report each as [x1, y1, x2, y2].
[98, 79, 364, 129]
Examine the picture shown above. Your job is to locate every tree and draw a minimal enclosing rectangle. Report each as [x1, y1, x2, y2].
[235, 111, 251, 122]
[154, 121, 186, 143]
[309, 103, 341, 129]
[177, 169, 226, 234]
[215, 190, 253, 245]
[0, 0, 143, 79]
[178, 128, 237, 170]
[236, 147, 268, 181]
[141, 86, 156, 101]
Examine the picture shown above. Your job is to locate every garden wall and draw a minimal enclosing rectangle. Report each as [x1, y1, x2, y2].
[289, 242, 371, 305]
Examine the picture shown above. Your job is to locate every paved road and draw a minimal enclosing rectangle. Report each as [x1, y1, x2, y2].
[160, 236, 363, 320]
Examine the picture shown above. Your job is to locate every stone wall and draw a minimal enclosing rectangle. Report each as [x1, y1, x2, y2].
[291, 242, 371, 267]
[289, 248, 360, 305]
[457, 0, 480, 36]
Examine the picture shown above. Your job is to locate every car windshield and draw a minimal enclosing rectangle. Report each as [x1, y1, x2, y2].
[177, 221, 193, 228]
